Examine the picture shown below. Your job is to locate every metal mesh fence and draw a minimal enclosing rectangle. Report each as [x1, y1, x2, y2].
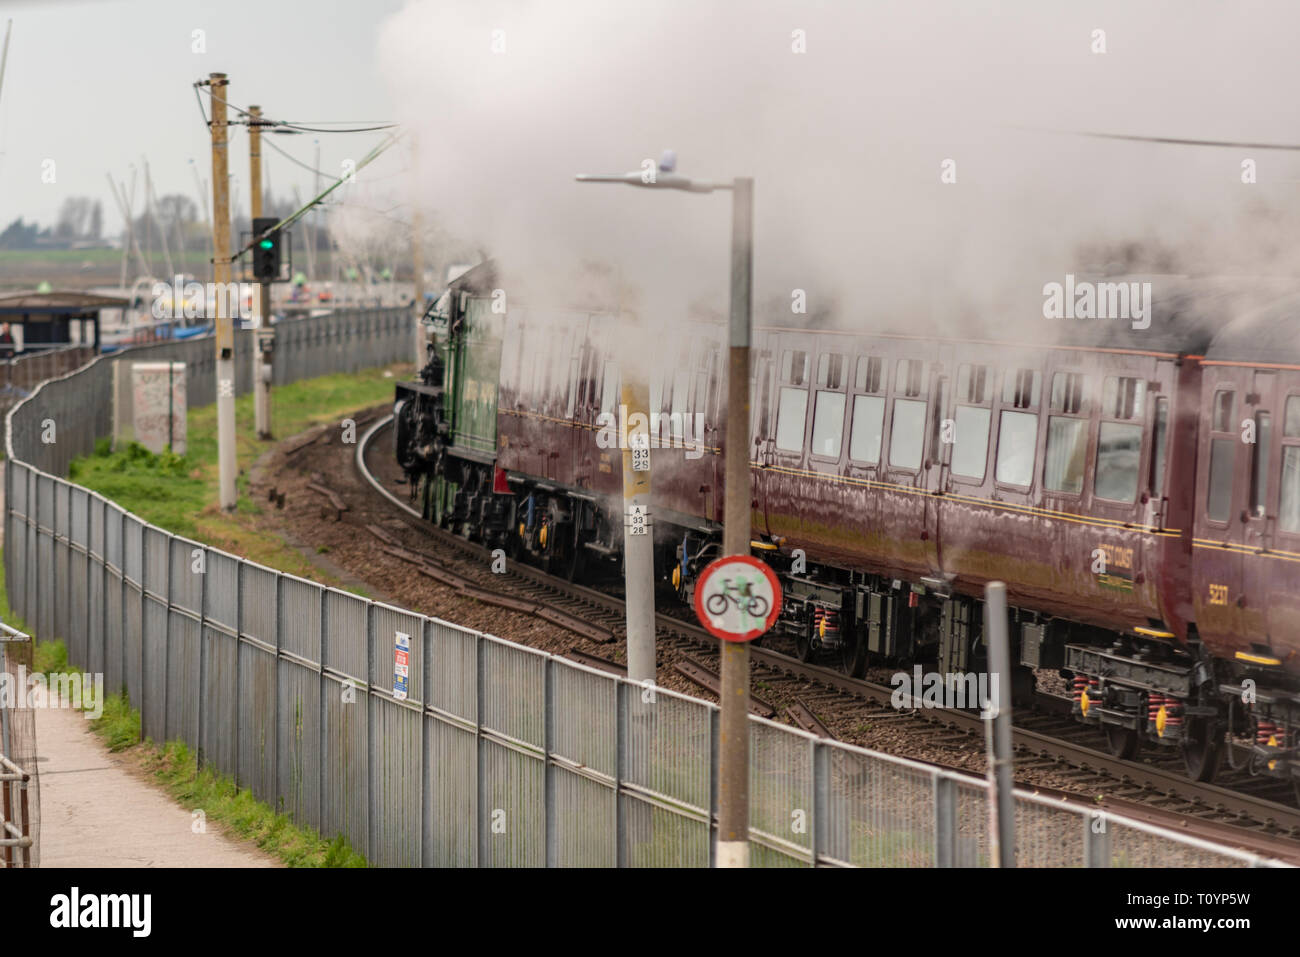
[1, 308, 1286, 868]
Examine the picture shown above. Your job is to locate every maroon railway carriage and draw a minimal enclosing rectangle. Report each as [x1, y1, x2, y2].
[400, 275, 1300, 790]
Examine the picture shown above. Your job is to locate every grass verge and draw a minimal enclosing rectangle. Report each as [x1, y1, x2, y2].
[67, 363, 408, 584]
[91, 691, 366, 867]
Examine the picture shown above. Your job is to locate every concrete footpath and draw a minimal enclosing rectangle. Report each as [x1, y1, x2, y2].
[34, 698, 277, 867]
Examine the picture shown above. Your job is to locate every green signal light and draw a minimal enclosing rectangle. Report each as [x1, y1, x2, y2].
[259, 239, 274, 249]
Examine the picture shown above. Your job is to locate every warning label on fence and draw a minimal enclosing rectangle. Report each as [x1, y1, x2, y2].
[394, 631, 410, 700]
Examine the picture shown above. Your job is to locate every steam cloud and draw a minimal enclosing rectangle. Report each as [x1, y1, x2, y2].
[378, 0, 1300, 352]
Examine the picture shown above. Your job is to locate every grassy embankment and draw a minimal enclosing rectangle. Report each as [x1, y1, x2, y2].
[4, 363, 409, 866]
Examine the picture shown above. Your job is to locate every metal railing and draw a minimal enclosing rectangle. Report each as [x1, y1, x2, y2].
[2, 309, 1286, 867]
[1, 622, 37, 868]
[0, 345, 95, 425]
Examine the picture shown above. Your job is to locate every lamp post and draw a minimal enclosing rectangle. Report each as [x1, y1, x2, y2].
[576, 153, 755, 867]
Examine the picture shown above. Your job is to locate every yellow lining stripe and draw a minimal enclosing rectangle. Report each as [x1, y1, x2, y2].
[1235, 651, 1283, 666]
[1134, 627, 1175, 639]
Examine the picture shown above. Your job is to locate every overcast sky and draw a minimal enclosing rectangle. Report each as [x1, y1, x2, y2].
[0, 0, 406, 230]
[6, 0, 1300, 326]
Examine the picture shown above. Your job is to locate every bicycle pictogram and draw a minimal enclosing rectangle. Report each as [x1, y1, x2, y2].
[704, 576, 769, 619]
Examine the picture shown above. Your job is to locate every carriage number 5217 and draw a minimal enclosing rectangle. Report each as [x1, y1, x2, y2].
[1208, 583, 1229, 606]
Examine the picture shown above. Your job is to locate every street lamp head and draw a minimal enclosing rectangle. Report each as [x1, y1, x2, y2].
[575, 170, 719, 193]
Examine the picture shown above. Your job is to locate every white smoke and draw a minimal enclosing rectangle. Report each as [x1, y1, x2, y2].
[377, 0, 1300, 347]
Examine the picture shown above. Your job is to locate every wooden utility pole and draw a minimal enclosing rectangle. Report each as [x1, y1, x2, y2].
[207, 72, 237, 510]
[249, 104, 273, 439]
[411, 134, 426, 366]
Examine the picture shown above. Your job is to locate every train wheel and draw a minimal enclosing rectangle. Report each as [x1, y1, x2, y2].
[564, 503, 587, 582]
[1104, 726, 1141, 761]
[795, 619, 815, 662]
[840, 627, 868, 678]
[1182, 718, 1224, 782]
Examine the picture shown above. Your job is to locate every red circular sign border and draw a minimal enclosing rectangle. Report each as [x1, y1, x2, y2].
[692, 554, 783, 643]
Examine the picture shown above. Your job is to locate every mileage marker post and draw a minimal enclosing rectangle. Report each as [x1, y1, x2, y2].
[576, 153, 758, 866]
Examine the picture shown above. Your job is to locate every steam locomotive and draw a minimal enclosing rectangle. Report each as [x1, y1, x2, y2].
[396, 262, 1300, 794]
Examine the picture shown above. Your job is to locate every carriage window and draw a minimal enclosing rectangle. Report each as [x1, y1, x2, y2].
[600, 361, 619, 417]
[811, 391, 846, 458]
[1285, 396, 1300, 437]
[1003, 369, 1041, 410]
[1103, 376, 1145, 420]
[957, 364, 990, 404]
[951, 405, 990, 479]
[1045, 417, 1088, 493]
[1151, 397, 1169, 496]
[849, 394, 885, 463]
[816, 353, 846, 389]
[1095, 422, 1142, 502]
[889, 398, 927, 469]
[896, 359, 925, 398]
[782, 350, 809, 386]
[775, 387, 808, 452]
[1280, 447, 1300, 533]
[1207, 437, 1236, 522]
[1251, 412, 1272, 518]
[1050, 372, 1086, 414]
[995, 410, 1037, 486]
[1212, 390, 1234, 433]
[855, 356, 883, 393]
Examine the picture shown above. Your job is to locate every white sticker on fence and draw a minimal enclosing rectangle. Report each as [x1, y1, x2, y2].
[394, 630, 410, 700]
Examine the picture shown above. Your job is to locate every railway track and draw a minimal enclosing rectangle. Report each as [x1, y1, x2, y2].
[347, 413, 1300, 856]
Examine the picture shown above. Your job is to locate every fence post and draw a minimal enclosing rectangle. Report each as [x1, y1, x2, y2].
[708, 705, 720, 868]
[161, 533, 172, 742]
[274, 573, 283, 813]
[196, 547, 207, 771]
[475, 632, 486, 869]
[934, 774, 956, 868]
[137, 523, 146, 742]
[543, 656, 556, 868]
[1084, 811, 1111, 868]
[366, 601, 376, 864]
[118, 509, 126, 710]
[317, 588, 328, 836]
[234, 559, 243, 790]
[811, 738, 828, 868]
[615, 679, 628, 868]
[100, 501, 108, 705]
[419, 617, 431, 867]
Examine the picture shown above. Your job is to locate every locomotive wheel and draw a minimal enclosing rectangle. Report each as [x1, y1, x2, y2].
[1104, 725, 1141, 761]
[840, 627, 868, 678]
[1182, 718, 1224, 782]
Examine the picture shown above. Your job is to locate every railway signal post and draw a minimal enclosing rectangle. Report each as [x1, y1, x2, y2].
[205, 72, 237, 511]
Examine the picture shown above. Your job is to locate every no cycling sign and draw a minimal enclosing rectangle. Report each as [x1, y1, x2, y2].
[693, 555, 782, 642]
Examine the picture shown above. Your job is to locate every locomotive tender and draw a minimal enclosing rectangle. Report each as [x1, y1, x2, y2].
[396, 264, 1300, 793]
